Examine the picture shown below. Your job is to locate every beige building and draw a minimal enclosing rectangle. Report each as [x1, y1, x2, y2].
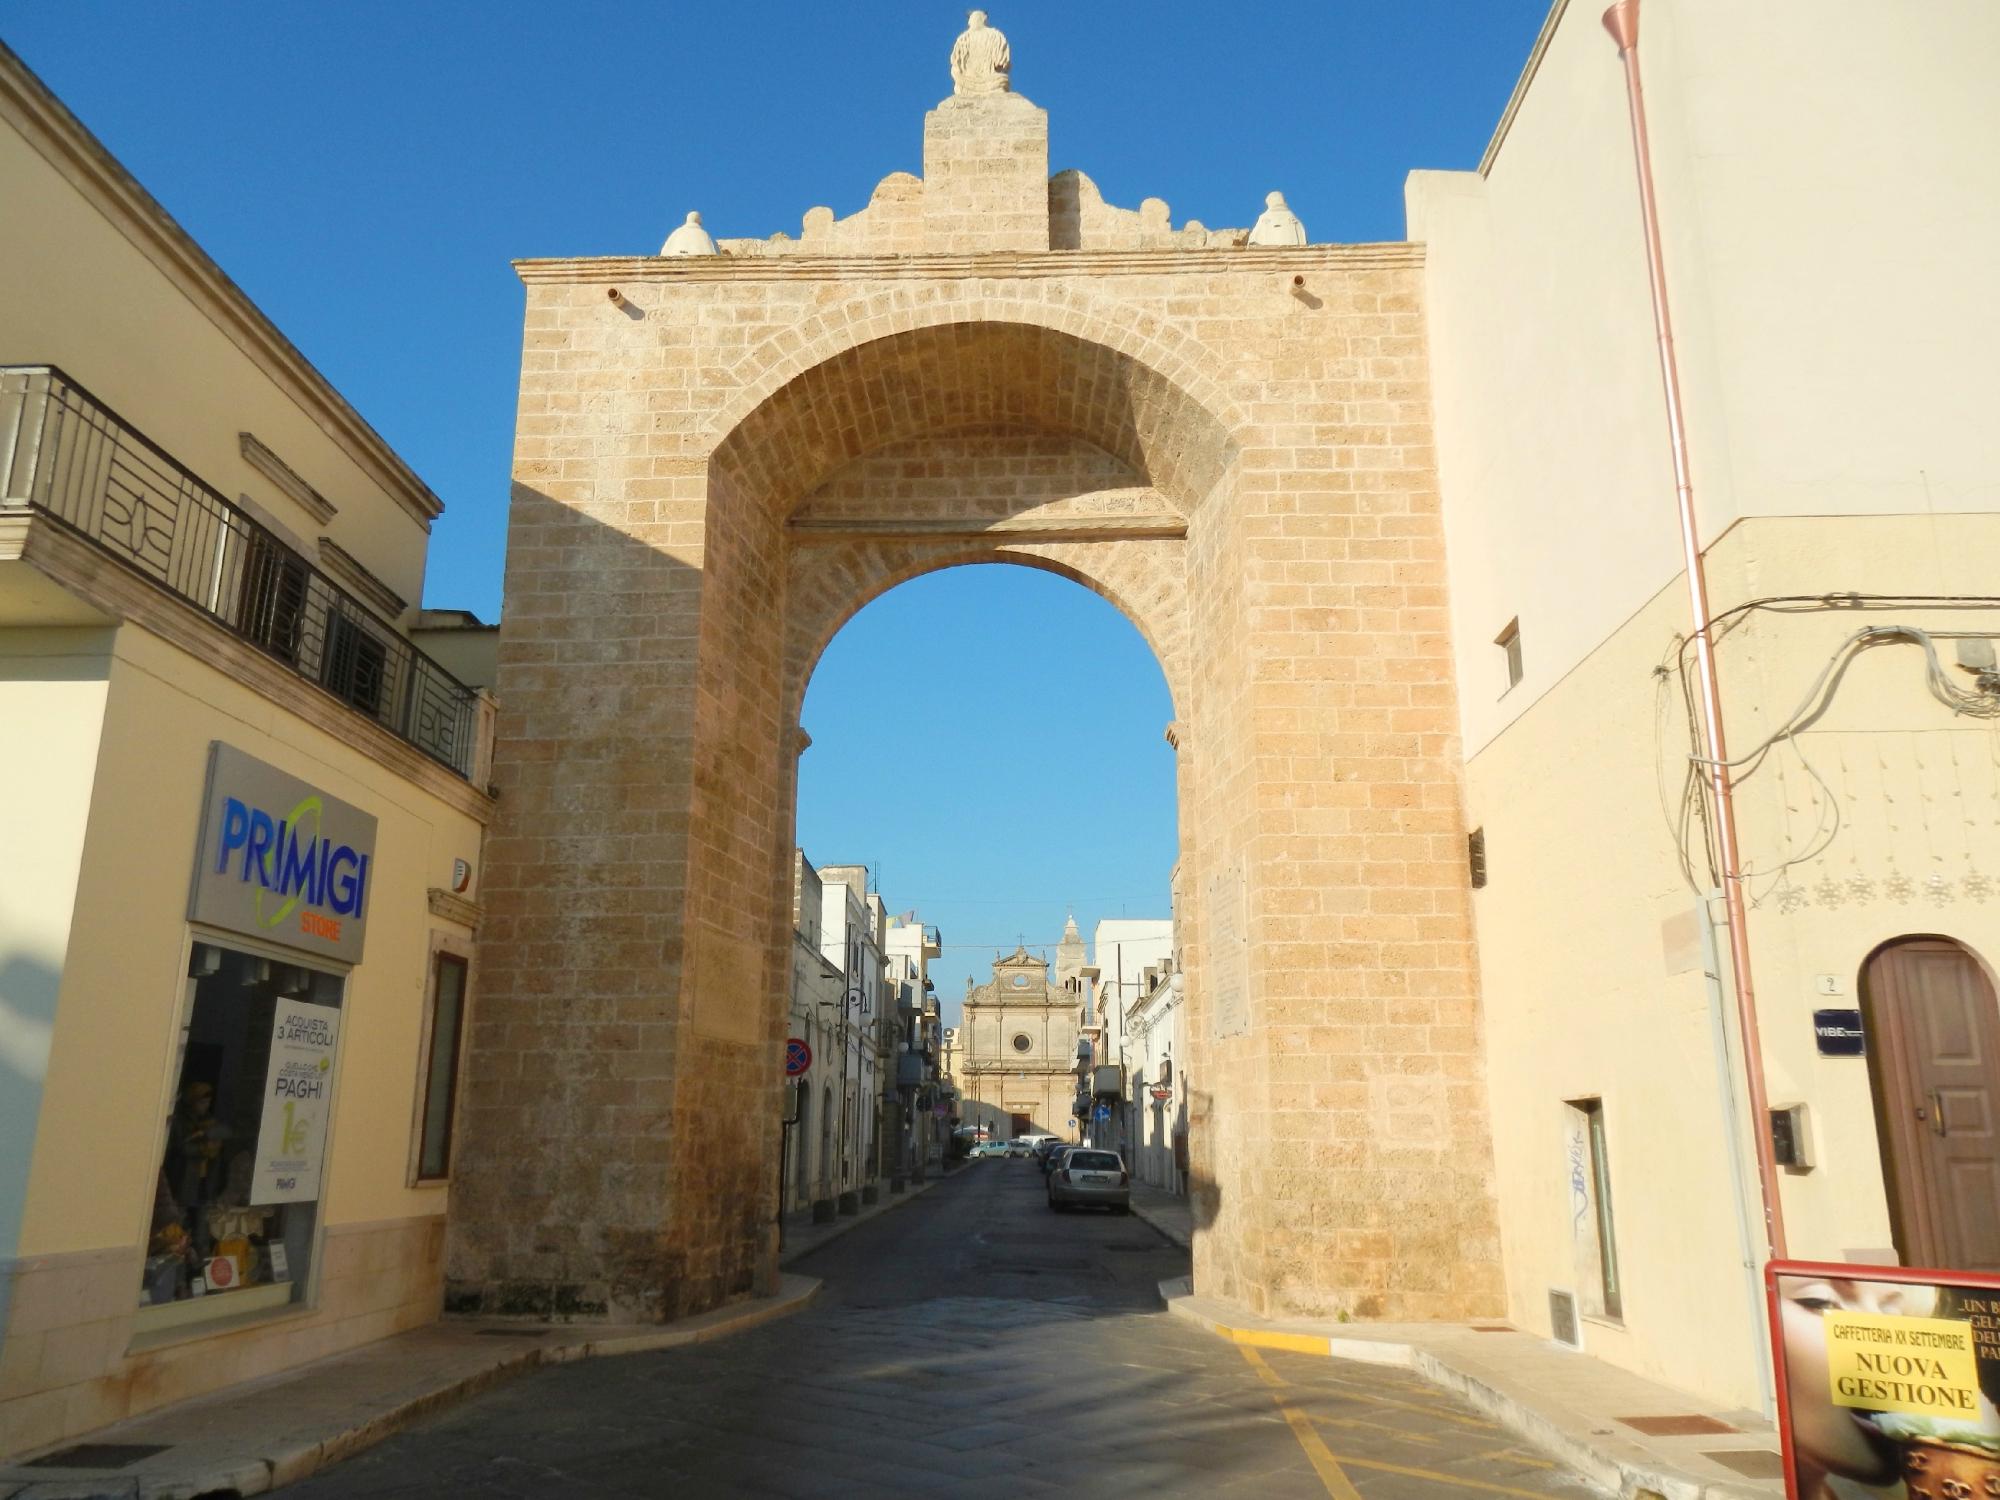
[961, 933, 1086, 1142]
[0, 43, 492, 1457]
[1410, 0, 2000, 1409]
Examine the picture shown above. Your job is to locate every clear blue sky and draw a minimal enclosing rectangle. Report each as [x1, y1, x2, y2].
[4, 3, 1548, 1016]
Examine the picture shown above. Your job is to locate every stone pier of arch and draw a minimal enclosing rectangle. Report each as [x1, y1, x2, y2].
[446, 32, 1503, 1328]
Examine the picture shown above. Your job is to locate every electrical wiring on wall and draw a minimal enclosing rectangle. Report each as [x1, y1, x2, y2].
[1653, 595, 2000, 905]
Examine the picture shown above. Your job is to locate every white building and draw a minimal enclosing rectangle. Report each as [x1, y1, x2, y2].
[784, 856, 843, 1215]
[1124, 962, 1186, 1194]
[1408, 0, 2000, 1411]
[1083, 918, 1175, 1170]
[885, 917, 946, 1176]
[817, 865, 885, 1212]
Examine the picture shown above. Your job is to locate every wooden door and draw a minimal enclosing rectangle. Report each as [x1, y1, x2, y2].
[1864, 938, 2000, 1271]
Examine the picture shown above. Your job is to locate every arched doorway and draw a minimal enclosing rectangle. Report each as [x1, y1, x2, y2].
[1860, 935, 2000, 1271]
[452, 272, 1502, 1328]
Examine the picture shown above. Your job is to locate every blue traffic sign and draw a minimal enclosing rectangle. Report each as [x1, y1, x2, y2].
[1093, 1105, 1111, 1121]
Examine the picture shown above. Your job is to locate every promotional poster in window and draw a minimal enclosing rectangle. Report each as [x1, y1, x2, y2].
[1770, 1261, 2000, 1499]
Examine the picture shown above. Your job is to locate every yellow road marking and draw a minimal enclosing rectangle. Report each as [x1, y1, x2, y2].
[1306, 1378, 1502, 1431]
[1464, 1445, 1557, 1471]
[1240, 1347, 1365, 1500]
[1313, 1448, 1568, 1499]
[1229, 1327, 1335, 1357]
[1241, 1346, 1568, 1499]
[1316, 1413, 1448, 1447]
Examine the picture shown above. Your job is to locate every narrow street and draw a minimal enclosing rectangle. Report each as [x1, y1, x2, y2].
[287, 1164, 1601, 1498]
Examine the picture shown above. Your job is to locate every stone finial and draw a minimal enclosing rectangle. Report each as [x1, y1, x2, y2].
[660, 211, 719, 257]
[1247, 191, 1307, 247]
[950, 10, 1011, 96]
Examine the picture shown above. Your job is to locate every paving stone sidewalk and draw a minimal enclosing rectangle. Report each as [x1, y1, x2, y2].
[0, 1277, 819, 1499]
[1129, 1181, 1193, 1248]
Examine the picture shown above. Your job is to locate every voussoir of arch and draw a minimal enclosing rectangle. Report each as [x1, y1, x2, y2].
[782, 539, 1191, 722]
[704, 285, 1249, 514]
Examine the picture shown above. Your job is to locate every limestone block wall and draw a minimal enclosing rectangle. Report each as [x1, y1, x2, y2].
[458, 248, 1505, 1326]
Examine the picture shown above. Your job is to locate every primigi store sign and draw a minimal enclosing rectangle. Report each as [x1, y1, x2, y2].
[189, 743, 377, 963]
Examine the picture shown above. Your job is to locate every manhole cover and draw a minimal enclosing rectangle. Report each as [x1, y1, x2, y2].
[26, 1443, 171, 1470]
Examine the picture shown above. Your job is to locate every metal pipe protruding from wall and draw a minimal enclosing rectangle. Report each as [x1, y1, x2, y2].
[1601, 0, 1789, 1262]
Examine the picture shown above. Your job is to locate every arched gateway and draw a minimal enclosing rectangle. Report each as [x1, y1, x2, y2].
[449, 18, 1503, 1326]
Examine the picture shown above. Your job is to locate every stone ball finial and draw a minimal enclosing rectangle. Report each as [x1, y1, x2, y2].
[950, 9, 1011, 96]
[660, 211, 719, 257]
[1247, 190, 1308, 247]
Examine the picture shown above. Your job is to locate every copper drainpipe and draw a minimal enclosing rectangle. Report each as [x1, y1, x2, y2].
[1602, 0, 1788, 1261]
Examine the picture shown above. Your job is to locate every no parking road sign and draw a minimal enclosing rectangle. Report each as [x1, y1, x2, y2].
[784, 1037, 812, 1077]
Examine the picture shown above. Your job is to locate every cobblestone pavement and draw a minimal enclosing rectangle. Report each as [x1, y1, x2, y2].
[287, 1163, 1602, 1498]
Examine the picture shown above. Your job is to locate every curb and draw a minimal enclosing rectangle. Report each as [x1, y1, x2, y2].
[1127, 1197, 1191, 1250]
[779, 1169, 949, 1267]
[1158, 1278, 1770, 1500]
[3, 1275, 820, 1500]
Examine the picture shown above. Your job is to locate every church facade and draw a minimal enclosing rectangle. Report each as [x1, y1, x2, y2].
[959, 920, 1088, 1141]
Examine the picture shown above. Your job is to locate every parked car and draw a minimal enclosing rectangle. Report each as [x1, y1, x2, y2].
[1034, 1140, 1070, 1174]
[1048, 1149, 1130, 1212]
[971, 1141, 1008, 1158]
[1005, 1139, 1034, 1158]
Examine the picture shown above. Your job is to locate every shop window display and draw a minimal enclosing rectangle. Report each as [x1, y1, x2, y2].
[142, 942, 343, 1316]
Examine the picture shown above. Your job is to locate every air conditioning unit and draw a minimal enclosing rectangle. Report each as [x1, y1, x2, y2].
[1547, 1289, 1582, 1350]
[1092, 1064, 1124, 1098]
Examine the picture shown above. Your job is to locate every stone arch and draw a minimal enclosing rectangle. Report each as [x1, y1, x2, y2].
[705, 285, 1250, 506]
[783, 542, 1189, 723]
[462, 222, 1505, 1332]
[655, 318, 1219, 1324]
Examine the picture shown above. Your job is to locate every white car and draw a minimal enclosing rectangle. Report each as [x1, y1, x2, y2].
[1047, 1148, 1130, 1212]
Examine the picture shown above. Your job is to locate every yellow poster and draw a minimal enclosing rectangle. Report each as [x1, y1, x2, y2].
[1824, 1311, 1981, 1421]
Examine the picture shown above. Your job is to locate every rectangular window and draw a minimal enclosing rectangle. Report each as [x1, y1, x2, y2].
[322, 607, 390, 718]
[416, 953, 469, 1180]
[1564, 1098, 1623, 1322]
[1496, 618, 1523, 693]
[141, 942, 343, 1329]
[236, 528, 309, 664]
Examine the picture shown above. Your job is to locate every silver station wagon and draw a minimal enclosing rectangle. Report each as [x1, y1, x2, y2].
[1047, 1148, 1130, 1213]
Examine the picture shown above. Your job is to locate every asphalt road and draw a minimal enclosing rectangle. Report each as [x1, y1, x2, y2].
[286, 1161, 1601, 1498]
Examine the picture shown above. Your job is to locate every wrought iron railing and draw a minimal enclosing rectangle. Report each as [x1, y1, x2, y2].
[0, 366, 478, 778]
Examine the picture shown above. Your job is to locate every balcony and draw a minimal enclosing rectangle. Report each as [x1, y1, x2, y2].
[0, 368, 479, 778]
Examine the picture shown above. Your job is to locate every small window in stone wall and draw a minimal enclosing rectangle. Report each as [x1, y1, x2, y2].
[1496, 618, 1523, 693]
[1011, 1032, 1032, 1053]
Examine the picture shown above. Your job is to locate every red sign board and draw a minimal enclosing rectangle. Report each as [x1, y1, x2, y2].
[1768, 1258, 2000, 1498]
[1150, 1087, 1173, 1102]
[784, 1037, 812, 1077]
